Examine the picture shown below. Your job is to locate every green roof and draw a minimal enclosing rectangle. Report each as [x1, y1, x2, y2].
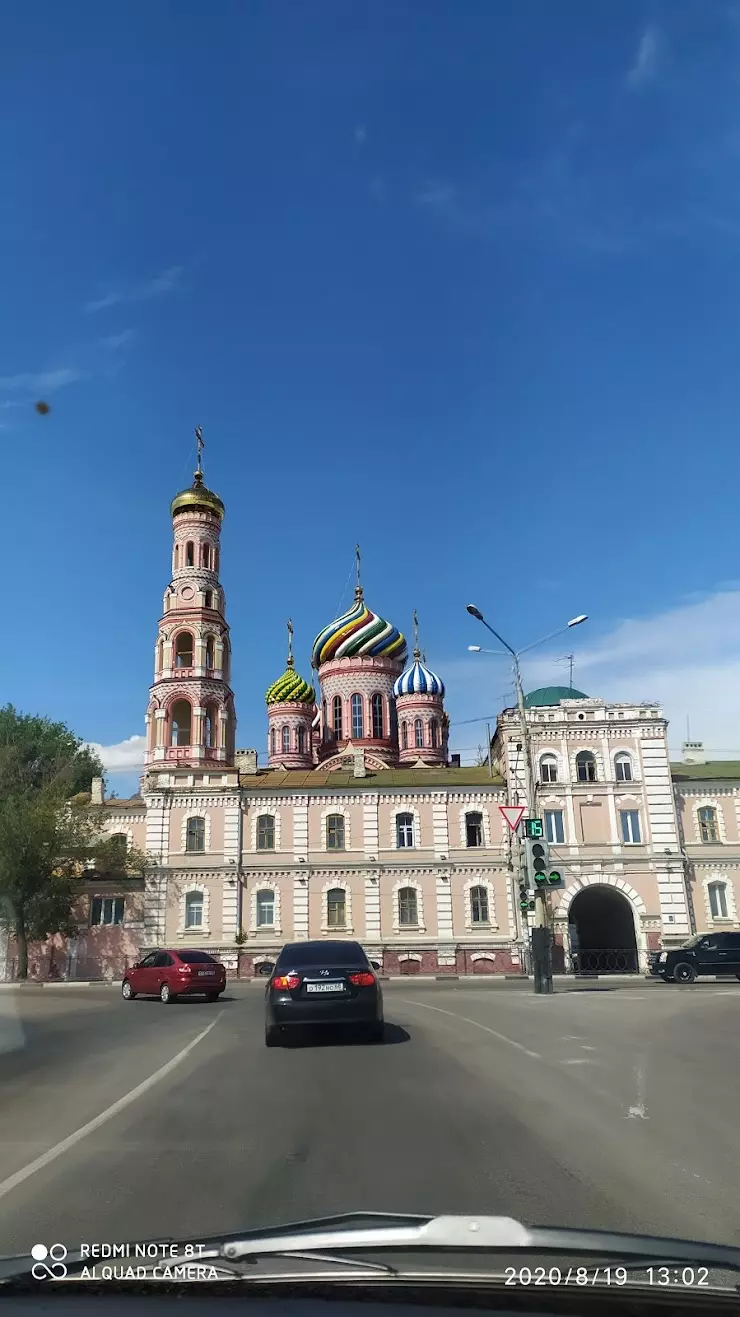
[671, 761, 740, 781]
[240, 765, 504, 792]
[524, 685, 588, 707]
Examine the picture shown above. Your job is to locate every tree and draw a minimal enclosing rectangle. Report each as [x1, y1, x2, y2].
[0, 704, 103, 797]
[0, 707, 146, 978]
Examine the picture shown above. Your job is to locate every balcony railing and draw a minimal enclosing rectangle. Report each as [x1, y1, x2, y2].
[163, 746, 222, 761]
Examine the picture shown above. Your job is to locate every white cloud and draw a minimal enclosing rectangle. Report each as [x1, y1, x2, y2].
[444, 587, 740, 761]
[86, 734, 147, 774]
[0, 367, 83, 392]
[100, 328, 135, 350]
[626, 24, 663, 88]
[84, 266, 184, 314]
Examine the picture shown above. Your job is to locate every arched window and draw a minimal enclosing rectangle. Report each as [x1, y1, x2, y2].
[351, 694, 364, 740]
[576, 750, 597, 783]
[326, 888, 346, 928]
[430, 719, 439, 748]
[256, 889, 275, 926]
[257, 815, 275, 850]
[699, 806, 719, 843]
[708, 881, 728, 919]
[157, 638, 164, 672]
[281, 725, 290, 754]
[371, 693, 384, 739]
[322, 699, 328, 740]
[326, 814, 345, 850]
[186, 817, 205, 852]
[222, 640, 230, 681]
[414, 718, 424, 748]
[398, 886, 418, 926]
[205, 635, 215, 669]
[203, 703, 218, 749]
[201, 541, 210, 568]
[402, 721, 408, 749]
[185, 541, 194, 567]
[540, 754, 558, 783]
[396, 812, 414, 848]
[470, 885, 490, 924]
[204, 590, 213, 609]
[174, 544, 180, 568]
[214, 546, 219, 573]
[185, 891, 204, 928]
[332, 696, 343, 742]
[270, 727, 276, 756]
[175, 632, 193, 667]
[297, 725, 306, 754]
[171, 699, 192, 746]
[465, 811, 483, 847]
[108, 833, 128, 867]
[615, 752, 633, 783]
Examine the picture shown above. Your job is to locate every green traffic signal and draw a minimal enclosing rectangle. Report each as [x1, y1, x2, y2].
[548, 871, 562, 885]
[524, 818, 544, 839]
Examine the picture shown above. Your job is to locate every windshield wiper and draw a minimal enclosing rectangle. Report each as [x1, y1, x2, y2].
[3, 1213, 740, 1287]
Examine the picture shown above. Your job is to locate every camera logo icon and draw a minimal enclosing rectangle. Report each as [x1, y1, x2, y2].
[31, 1243, 68, 1280]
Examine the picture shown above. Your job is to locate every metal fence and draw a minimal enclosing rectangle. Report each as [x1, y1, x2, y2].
[571, 948, 640, 974]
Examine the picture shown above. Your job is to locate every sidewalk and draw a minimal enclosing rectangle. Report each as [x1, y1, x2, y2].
[0, 972, 666, 988]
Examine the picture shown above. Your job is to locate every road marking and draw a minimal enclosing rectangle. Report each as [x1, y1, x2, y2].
[0, 1013, 223, 1201]
[397, 998, 541, 1059]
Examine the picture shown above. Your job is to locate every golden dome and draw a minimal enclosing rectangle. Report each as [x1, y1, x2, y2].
[170, 472, 225, 521]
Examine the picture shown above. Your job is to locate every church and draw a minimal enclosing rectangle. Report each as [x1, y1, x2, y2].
[5, 456, 738, 982]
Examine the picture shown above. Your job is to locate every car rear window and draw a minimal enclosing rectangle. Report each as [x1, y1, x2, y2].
[178, 951, 217, 964]
[277, 941, 368, 967]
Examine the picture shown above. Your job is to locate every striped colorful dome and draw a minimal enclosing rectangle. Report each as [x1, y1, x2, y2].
[393, 654, 445, 698]
[311, 589, 406, 667]
[265, 661, 315, 706]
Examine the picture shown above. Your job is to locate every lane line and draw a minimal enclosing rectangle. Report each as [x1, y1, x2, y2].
[397, 997, 541, 1059]
[0, 1013, 223, 1201]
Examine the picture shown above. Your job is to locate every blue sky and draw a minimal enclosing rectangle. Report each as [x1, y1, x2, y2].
[3, 0, 740, 793]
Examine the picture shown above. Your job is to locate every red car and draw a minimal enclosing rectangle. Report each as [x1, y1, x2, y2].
[122, 949, 226, 1004]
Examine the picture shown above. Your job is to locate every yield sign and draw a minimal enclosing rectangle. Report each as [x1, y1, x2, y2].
[499, 804, 525, 833]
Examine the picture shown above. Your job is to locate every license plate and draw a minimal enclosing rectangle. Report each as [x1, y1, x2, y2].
[306, 982, 344, 993]
[198, 970, 216, 977]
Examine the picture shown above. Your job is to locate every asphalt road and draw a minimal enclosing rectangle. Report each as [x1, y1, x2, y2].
[0, 978, 738, 1257]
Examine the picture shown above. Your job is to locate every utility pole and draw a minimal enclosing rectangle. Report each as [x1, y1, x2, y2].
[511, 654, 553, 993]
[466, 604, 588, 993]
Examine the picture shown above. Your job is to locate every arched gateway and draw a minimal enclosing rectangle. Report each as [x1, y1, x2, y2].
[556, 878, 646, 974]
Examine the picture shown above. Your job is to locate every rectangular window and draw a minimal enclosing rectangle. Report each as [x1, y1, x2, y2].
[470, 886, 489, 923]
[185, 894, 204, 928]
[620, 810, 641, 844]
[257, 816, 275, 850]
[90, 896, 124, 926]
[327, 890, 347, 927]
[544, 810, 565, 844]
[709, 883, 728, 919]
[327, 815, 345, 849]
[465, 813, 483, 847]
[256, 891, 275, 926]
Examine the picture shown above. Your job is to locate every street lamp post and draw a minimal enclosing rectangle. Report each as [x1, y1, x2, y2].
[466, 606, 588, 994]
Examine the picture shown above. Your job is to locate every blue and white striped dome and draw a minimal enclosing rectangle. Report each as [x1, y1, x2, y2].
[393, 655, 445, 699]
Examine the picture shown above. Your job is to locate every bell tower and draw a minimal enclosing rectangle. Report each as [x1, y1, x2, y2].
[145, 429, 237, 777]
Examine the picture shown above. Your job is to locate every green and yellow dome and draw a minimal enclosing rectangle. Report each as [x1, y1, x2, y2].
[265, 658, 315, 706]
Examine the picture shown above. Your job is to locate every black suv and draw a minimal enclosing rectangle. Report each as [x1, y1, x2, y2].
[653, 931, 740, 983]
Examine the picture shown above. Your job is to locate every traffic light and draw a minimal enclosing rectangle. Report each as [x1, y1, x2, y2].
[524, 837, 565, 891]
[519, 878, 530, 914]
[524, 817, 544, 839]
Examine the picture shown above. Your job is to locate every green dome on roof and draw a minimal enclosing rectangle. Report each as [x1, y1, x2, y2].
[524, 685, 588, 708]
[265, 660, 315, 707]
